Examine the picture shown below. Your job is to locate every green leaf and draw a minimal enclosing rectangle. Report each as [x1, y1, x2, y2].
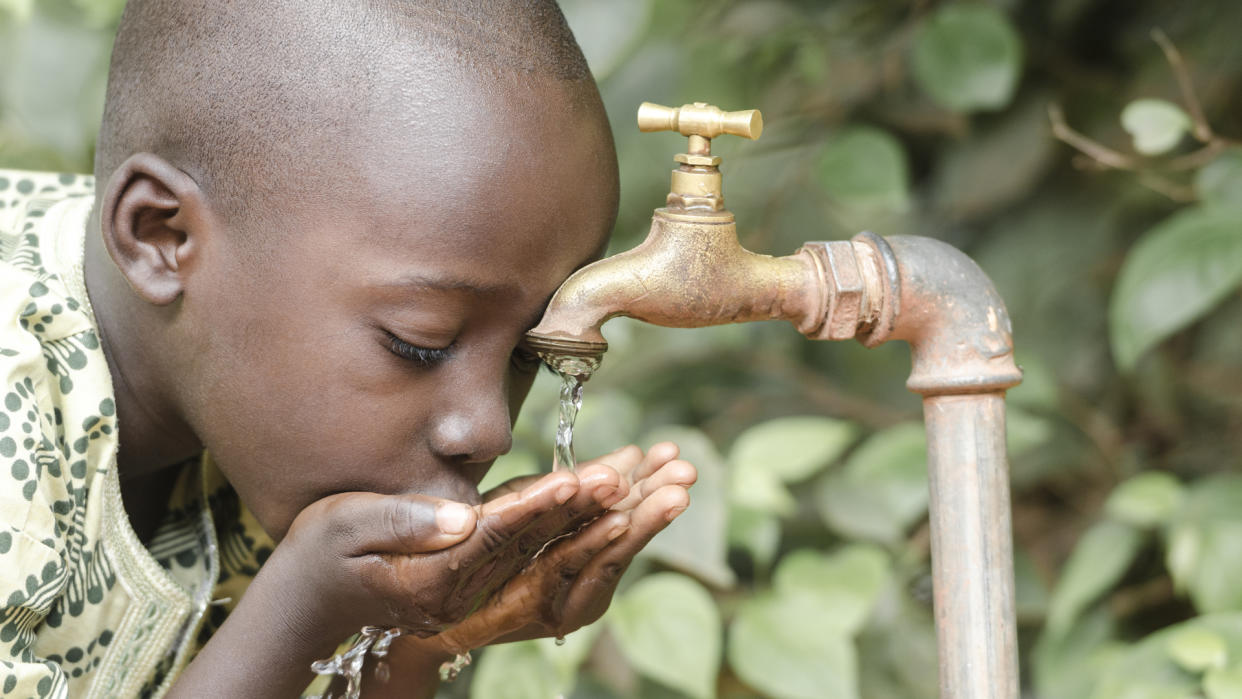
[641, 426, 735, 588]
[728, 591, 859, 699]
[1181, 520, 1242, 613]
[1090, 614, 1242, 699]
[1206, 666, 1242, 699]
[816, 126, 910, 213]
[1007, 405, 1055, 457]
[911, 4, 1023, 112]
[772, 546, 891, 635]
[0, 0, 32, 21]
[1121, 99, 1192, 156]
[1047, 520, 1145, 635]
[728, 415, 856, 483]
[1109, 206, 1242, 370]
[816, 422, 928, 544]
[1166, 476, 1242, 611]
[470, 641, 567, 699]
[1033, 608, 1123, 699]
[1196, 148, 1242, 212]
[730, 458, 797, 517]
[727, 506, 781, 572]
[70, 0, 126, 27]
[609, 573, 722, 699]
[1105, 471, 1185, 529]
[1167, 627, 1228, 673]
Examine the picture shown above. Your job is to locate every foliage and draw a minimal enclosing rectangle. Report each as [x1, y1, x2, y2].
[5, 0, 1242, 697]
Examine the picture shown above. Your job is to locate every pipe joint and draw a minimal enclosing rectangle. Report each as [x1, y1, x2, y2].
[858, 234, 1023, 396]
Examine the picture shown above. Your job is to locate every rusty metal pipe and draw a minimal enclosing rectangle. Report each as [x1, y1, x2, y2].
[856, 233, 1022, 699]
[924, 393, 1018, 699]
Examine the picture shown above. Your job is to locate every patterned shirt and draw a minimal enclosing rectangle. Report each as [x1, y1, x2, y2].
[0, 170, 277, 698]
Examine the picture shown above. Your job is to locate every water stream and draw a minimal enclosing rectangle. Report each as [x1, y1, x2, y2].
[544, 353, 601, 472]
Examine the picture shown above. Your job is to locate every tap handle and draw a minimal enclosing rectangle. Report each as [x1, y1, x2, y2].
[637, 102, 763, 141]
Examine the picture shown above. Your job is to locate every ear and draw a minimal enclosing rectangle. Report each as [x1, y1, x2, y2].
[99, 153, 214, 305]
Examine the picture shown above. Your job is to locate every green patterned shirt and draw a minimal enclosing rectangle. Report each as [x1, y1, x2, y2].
[0, 170, 277, 698]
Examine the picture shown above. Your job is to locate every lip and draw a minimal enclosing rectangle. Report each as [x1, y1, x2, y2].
[406, 472, 484, 506]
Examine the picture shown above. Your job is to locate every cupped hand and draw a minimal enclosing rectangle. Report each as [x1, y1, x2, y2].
[273, 462, 630, 641]
[417, 442, 697, 653]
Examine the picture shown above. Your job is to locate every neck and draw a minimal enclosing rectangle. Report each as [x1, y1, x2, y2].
[83, 210, 203, 481]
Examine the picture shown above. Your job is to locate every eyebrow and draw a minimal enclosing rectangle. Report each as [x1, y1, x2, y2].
[377, 274, 517, 296]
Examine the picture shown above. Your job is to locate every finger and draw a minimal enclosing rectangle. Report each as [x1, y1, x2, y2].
[488, 462, 628, 568]
[481, 474, 543, 503]
[438, 510, 632, 650]
[316, 492, 481, 555]
[633, 441, 680, 483]
[449, 470, 581, 563]
[578, 444, 644, 480]
[611, 457, 696, 512]
[560, 484, 690, 625]
[534, 510, 631, 630]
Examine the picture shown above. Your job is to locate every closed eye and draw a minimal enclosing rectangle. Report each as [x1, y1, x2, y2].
[385, 331, 452, 367]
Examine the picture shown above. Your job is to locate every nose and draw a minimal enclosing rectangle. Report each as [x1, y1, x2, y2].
[428, 387, 514, 464]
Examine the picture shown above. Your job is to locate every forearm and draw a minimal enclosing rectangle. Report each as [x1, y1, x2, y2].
[358, 637, 453, 699]
[166, 556, 351, 698]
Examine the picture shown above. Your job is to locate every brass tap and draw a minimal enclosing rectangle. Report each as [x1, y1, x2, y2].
[637, 102, 761, 212]
[526, 102, 863, 364]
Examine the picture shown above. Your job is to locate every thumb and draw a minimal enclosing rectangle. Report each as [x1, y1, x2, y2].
[327, 492, 478, 555]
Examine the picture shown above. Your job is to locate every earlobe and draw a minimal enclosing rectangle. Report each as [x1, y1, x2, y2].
[100, 153, 212, 305]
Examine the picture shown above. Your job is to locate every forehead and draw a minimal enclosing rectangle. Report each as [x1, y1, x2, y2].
[290, 70, 615, 287]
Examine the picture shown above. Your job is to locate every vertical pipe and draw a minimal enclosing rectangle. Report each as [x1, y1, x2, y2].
[923, 392, 1019, 699]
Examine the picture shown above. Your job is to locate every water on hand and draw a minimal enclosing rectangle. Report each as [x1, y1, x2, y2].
[542, 354, 600, 472]
[309, 626, 402, 699]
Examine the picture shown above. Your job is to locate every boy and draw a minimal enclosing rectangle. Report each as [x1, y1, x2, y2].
[0, 1, 697, 697]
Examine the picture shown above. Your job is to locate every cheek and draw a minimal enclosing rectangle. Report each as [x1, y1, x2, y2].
[182, 297, 440, 531]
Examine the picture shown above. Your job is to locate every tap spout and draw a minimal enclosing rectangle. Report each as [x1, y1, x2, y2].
[526, 209, 825, 360]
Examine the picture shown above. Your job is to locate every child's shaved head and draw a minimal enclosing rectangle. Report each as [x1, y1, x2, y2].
[96, 0, 599, 226]
[85, 0, 619, 541]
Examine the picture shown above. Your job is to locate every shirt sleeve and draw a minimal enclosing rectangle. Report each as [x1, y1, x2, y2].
[0, 280, 71, 698]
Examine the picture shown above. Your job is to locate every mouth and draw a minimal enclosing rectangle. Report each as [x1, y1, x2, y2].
[410, 472, 484, 507]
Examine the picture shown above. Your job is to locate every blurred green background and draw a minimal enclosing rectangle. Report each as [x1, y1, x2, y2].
[6, 1, 1242, 697]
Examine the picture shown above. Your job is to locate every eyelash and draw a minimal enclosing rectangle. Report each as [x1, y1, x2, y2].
[386, 332, 452, 367]
[384, 332, 553, 374]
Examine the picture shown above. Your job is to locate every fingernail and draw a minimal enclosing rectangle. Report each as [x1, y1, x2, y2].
[594, 484, 622, 507]
[606, 523, 630, 541]
[555, 483, 577, 504]
[437, 503, 473, 535]
[665, 505, 688, 522]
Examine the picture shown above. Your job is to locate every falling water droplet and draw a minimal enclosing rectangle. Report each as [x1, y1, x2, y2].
[554, 635, 567, 646]
[310, 626, 405, 699]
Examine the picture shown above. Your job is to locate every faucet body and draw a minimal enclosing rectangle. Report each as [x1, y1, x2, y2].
[528, 209, 823, 348]
[527, 103, 1023, 699]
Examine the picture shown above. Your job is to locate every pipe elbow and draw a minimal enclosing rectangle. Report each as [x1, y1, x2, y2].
[859, 234, 1023, 396]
